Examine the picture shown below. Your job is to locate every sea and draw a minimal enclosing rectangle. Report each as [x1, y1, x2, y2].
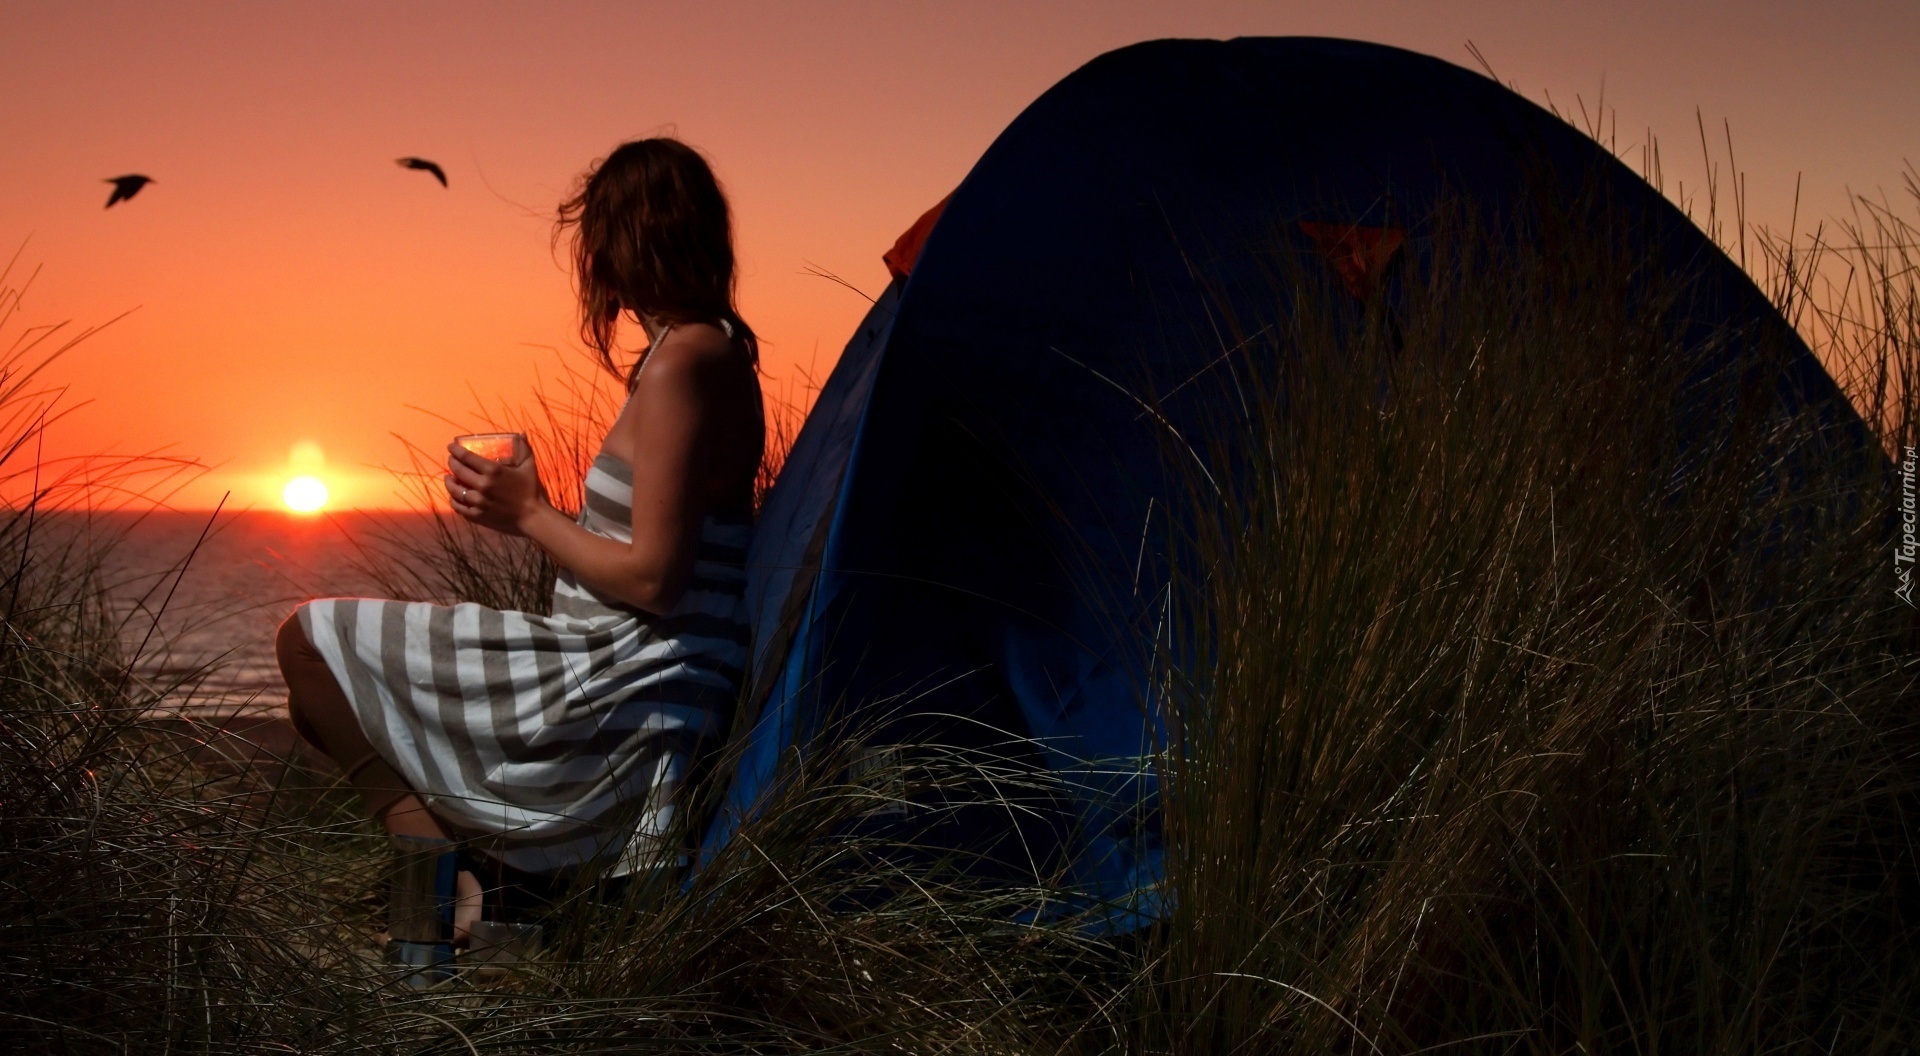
[53, 509, 445, 718]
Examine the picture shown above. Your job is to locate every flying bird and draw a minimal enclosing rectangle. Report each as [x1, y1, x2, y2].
[395, 157, 447, 187]
[103, 174, 153, 208]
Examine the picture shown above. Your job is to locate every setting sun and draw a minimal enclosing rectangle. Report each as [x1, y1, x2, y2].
[282, 475, 330, 514]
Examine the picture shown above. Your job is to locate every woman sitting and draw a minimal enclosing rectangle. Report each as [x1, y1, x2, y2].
[275, 137, 764, 978]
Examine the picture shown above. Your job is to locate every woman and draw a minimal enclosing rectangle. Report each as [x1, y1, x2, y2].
[275, 137, 764, 975]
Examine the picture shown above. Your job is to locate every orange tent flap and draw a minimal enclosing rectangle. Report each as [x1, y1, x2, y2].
[883, 195, 952, 281]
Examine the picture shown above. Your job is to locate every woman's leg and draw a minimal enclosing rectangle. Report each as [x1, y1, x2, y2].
[276, 612, 441, 835]
[276, 613, 483, 937]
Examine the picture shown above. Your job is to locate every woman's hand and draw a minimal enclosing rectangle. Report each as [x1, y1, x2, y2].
[446, 442, 546, 536]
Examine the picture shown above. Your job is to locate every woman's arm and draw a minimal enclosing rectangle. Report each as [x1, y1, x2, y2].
[445, 335, 726, 616]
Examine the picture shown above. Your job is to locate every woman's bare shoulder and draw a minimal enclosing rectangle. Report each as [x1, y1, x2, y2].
[630, 322, 745, 404]
[654, 321, 735, 363]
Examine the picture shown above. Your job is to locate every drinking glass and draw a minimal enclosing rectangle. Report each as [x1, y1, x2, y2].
[454, 432, 526, 464]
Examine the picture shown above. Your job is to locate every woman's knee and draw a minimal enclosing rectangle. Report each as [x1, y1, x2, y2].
[275, 608, 316, 669]
[277, 608, 332, 744]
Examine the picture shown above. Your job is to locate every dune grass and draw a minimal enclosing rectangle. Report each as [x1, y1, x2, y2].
[1141, 181, 1920, 1052]
[2, 160, 1918, 1053]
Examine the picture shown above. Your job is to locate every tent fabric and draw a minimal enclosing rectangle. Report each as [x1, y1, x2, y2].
[699, 37, 1873, 931]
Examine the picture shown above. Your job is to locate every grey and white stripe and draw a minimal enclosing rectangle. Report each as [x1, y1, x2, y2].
[299, 451, 751, 875]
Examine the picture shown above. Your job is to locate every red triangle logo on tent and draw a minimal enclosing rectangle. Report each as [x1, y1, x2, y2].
[1298, 221, 1407, 300]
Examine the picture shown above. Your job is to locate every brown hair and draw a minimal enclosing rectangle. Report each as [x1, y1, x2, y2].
[557, 138, 758, 385]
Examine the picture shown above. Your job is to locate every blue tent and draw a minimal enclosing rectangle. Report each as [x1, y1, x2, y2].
[698, 37, 1872, 929]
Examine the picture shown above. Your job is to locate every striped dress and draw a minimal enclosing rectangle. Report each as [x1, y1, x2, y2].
[297, 453, 752, 875]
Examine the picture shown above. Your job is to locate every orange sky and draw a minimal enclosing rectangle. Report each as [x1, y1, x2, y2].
[5, 1, 1916, 511]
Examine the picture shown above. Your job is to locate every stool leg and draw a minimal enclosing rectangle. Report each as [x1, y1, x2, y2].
[387, 834, 456, 987]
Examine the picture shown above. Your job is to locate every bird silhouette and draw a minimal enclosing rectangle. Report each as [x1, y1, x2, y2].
[104, 174, 153, 208]
[395, 157, 447, 187]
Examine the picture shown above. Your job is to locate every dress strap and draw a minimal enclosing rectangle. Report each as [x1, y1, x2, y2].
[632, 322, 673, 383]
